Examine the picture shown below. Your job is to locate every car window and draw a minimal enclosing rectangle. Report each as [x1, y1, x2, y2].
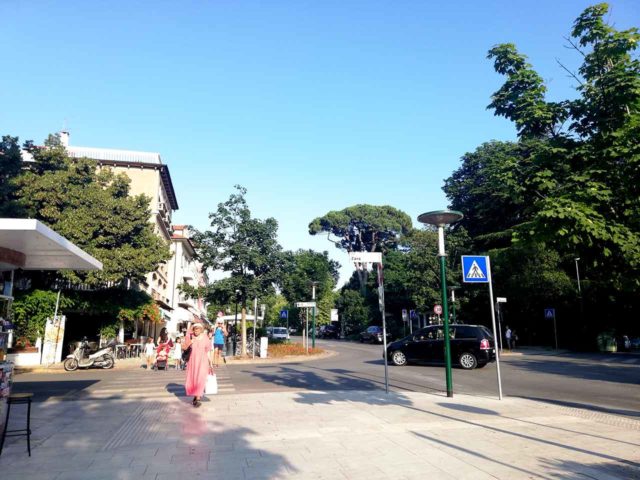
[480, 327, 494, 339]
[454, 326, 478, 339]
[413, 328, 430, 341]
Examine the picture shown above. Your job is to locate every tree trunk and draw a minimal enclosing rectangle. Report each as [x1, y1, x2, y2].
[357, 266, 369, 295]
[241, 307, 247, 357]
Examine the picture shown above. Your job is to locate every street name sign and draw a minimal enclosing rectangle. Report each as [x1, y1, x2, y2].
[461, 255, 489, 283]
[496, 297, 507, 303]
[295, 302, 316, 308]
[349, 251, 382, 264]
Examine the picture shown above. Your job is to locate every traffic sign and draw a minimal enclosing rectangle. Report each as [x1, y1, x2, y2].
[409, 309, 418, 320]
[433, 305, 443, 315]
[401, 309, 408, 321]
[544, 308, 555, 319]
[461, 255, 489, 283]
[295, 302, 316, 308]
[496, 297, 507, 303]
[279, 309, 288, 320]
[349, 251, 382, 264]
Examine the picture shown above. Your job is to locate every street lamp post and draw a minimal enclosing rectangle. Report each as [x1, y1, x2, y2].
[418, 210, 463, 398]
[310, 281, 319, 348]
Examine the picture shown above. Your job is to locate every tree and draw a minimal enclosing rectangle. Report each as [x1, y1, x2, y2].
[444, 4, 640, 345]
[280, 249, 340, 325]
[335, 288, 370, 335]
[12, 134, 170, 286]
[191, 185, 284, 356]
[309, 205, 412, 292]
[0, 135, 23, 217]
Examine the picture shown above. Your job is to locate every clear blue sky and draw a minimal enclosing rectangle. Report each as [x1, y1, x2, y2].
[2, 0, 638, 286]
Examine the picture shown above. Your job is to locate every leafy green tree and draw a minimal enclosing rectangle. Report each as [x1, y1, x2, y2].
[191, 185, 284, 355]
[0, 135, 23, 217]
[280, 249, 340, 325]
[335, 288, 370, 335]
[12, 134, 170, 286]
[309, 205, 412, 292]
[444, 4, 640, 345]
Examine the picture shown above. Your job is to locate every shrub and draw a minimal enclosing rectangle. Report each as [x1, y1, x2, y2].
[268, 342, 323, 357]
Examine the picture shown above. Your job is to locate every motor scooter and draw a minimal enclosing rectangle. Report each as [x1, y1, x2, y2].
[64, 337, 116, 371]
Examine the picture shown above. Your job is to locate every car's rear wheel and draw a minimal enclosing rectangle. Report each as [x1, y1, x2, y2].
[459, 352, 478, 370]
[391, 350, 407, 366]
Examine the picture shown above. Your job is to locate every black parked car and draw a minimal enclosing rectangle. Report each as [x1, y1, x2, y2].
[319, 324, 340, 339]
[385, 324, 496, 369]
[360, 326, 391, 344]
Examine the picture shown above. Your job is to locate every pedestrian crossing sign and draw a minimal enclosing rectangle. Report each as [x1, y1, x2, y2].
[544, 308, 555, 319]
[461, 255, 490, 283]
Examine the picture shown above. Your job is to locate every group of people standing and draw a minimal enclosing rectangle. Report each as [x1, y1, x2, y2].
[142, 317, 229, 407]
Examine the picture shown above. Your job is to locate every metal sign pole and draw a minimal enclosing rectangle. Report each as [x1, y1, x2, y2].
[378, 263, 389, 394]
[486, 257, 503, 400]
[553, 312, 558, 350]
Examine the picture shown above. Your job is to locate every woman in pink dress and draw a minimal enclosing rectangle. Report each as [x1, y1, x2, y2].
[183, 322, 212, 407]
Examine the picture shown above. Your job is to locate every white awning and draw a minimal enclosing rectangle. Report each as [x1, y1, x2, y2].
[0, 219, 103, 271]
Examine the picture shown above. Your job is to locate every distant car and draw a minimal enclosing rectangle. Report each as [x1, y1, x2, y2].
[360, 326, 391, 344]
[319, 325, 340, 339]
[385, 324, 496, 370]
[269, 327, 289, 340]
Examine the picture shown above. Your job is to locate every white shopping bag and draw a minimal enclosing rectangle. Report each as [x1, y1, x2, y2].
[205, 374, 218, 395]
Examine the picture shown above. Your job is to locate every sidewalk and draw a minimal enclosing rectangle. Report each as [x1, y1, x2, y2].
[0, 388, 638, 479]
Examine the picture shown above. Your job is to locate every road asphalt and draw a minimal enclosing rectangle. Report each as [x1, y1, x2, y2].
[1, 340, 638, 479]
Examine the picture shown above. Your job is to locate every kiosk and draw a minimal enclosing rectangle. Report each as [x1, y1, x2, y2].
[0, 219, 102, 432]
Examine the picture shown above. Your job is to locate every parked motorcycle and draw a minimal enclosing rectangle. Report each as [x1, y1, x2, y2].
[64, 337, 116, 371]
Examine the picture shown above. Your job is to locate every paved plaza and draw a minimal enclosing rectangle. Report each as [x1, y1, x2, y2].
[1, 382, 638, 479]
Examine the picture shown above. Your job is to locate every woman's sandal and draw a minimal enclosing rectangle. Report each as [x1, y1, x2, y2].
[194, 400, 202, 408]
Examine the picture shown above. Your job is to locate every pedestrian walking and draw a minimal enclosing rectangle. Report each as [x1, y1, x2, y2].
[511, 330, 518, 350]
[144, 337, 156, 370]
[505, 326, 512, 351]
[183, 322, 212, 408]
[171, 337, 183, 370]
[212, 315, 228, 367]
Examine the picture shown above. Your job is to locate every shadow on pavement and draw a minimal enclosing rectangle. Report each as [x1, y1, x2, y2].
[0, 396, 295, 479]
[514, 395, 640, 418]
[12, 380, 99, 402]
[507, 356, 640, 385]
[537, 458, 640, 479]
[436, 403, 499, 415]
[249, 365, 382, 391]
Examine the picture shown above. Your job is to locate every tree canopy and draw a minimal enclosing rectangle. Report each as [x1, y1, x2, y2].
[309, 204, 412, 291]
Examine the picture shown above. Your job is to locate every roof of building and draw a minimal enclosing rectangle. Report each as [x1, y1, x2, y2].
[67, 146, 179, 211]
[67, 146, 162, 164]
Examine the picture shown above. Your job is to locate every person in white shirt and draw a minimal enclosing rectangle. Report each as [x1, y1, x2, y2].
[505, 327, 512, 351]
[172, 337, 183, 370]
[144, 338, 156, 370]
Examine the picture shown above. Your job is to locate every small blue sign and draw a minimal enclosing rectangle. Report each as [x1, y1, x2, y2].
[544, 308, 555, 319]
[461, 255, 489, 283]
[409, 309, 418, 320]
[280, 309, 288, 320]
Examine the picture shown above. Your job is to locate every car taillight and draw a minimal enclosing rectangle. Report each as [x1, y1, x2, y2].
[480, 339, 490, 350]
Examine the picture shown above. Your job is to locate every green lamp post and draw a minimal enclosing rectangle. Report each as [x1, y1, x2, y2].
[417, 210, 464, 398]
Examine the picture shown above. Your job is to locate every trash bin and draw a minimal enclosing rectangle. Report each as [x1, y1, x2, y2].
[259, 337, 268, 358]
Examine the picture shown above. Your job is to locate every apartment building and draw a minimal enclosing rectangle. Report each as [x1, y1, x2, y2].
[166, 225, 209, 334]
[58, 132, 207, 333]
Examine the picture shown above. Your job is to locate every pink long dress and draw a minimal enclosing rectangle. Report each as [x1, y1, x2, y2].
[184, 331, 211, 397]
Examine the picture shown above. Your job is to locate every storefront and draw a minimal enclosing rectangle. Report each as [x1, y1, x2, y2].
[0, 219, 102, 429]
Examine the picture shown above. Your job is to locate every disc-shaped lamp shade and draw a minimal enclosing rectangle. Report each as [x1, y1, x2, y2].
[417, 210, 464, 226]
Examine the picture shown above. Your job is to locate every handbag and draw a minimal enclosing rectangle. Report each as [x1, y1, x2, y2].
[205, 373, 218, 395]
